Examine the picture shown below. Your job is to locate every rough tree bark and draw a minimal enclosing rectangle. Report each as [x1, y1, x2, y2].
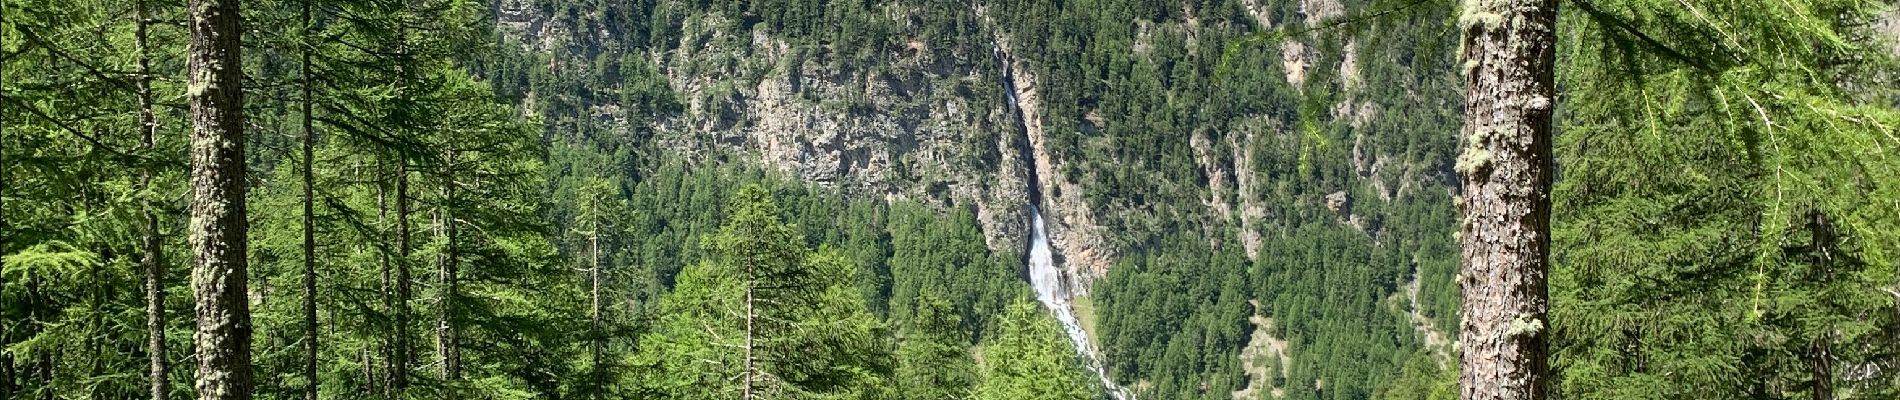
[1454, 0, 1556, 399]
[299, 0, 320, 396]
[135, 0, 169, 397]
[186, 0, 253, 396]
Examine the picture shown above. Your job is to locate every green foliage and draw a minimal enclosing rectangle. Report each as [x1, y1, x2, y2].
[12, 0, 1896, 400]
[1095, 232, 1253, 399]
[499, 0, 1473, 399]
[3, 0, 191, 396]
[974, 301, 1102, 400]
[631, 184, 894, 399]
[896, 294, 979, 400]
[1376, 357, 1457, 400]
[1550, 0, 1900, 398]
[888, 203, 1023, 338]
[994, 0, 1469, 397]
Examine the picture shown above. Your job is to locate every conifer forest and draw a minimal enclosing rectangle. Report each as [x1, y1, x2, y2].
[2, 0, 1898, 399]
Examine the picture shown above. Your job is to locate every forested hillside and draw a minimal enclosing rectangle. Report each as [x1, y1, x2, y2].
[3, 0, 1898, 400]
[486, 0, 1471, 397]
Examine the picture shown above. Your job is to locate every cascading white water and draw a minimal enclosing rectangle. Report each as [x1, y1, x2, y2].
[1027, 206, 1089, 354]
[1028, 206, 1128, 400]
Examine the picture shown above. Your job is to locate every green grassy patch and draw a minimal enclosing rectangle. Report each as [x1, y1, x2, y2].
[1072, 294, 1102, 350]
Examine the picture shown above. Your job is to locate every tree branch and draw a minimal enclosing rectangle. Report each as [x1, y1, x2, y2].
[1568, 0, 1721, 73]
[2, 96, 143, 162]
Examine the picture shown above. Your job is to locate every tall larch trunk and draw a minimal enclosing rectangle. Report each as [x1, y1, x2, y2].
[1, 354, 10, 400]
[0, 11, 7, 394]
[36, 345, 51, 400]
[299, 0, 319, 397]
[0, 7, 7, 396]
[742, 257, 755, 400]
[361, 349, 373, 393]
[393, 154, 412, 393]
[375, 157, 393, 396]
[590, 229, 603, 399]
[436, 148, 461, 381]
[1807, 211, 1835, 400]
[135, 0, 169, 398]
[380, 157, 395, 394]
[1454, 0, 1556, 399]
[186, 0, 253, 396]
[378, 157, 397, 396]
[0, 14, 6, 394]
[1810, 335, 1833, 400]
[389, 7, 415, 391]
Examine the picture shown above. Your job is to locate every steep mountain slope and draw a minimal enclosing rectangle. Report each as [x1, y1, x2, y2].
[485, 0, 1466, 398]
[495, 0, 1148, 293]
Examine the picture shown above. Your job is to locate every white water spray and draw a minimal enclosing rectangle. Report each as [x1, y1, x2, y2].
[1026, 206, 1088, 354]
[1028, 206, 1129, 400]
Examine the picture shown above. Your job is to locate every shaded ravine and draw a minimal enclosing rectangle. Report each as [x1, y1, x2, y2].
[995, 43, 1131, 400]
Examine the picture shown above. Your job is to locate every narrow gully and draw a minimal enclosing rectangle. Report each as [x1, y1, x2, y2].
[995, 44, 1131, 400]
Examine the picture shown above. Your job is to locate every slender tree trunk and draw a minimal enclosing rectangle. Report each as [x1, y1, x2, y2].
[139, 64, 168, 400]
[135, 0, 169, 398]
[299, 0, 319, 396]
[743, 258, 755, 400]
[1810, 335, 1833, 400]
[22, 280, 47, 400]
[389, 7, 415, 391]
[393, 155, 412, 393]
[36, 348, 51, 400]
[361, 349, 373, 394]
[0, 11, 9, 394]
[1807, 211, 1835, 400]
[590, 231, 603, 399]
[378, 157, 397, 396]
[1455, 0, 1556, 399]
[2, 354, 12, 400]
[376, 158, 393, 396]
[0, 14, 6, 395]
[87, 249, 107, 376]
[186, 0, 253, 396]
[436, 149, 461, 381]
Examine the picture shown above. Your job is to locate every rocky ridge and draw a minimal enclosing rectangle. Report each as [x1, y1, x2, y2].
[493, 0, 1128, 285]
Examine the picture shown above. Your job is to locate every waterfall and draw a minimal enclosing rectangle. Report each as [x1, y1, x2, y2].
[1028, 206, 1127, 399]
[1027, 206, 1088, 355]
[1001, 44, 1130, 400]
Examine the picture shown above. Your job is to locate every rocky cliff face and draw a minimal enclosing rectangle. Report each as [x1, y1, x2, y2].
[660, 12, 1044, 261]
[983, 9, 1117, 293]
[490, 0, 1450, 294]
[494, 0, 1126, 281]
